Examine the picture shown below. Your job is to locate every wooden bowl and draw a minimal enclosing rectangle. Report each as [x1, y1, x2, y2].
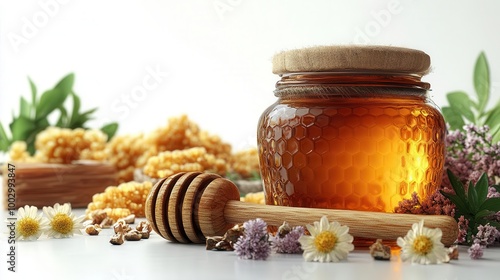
[2, 161, 117, 209]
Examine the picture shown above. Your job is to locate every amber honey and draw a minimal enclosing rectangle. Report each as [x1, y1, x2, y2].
[258, 46, 446, 217]
[258, 88, 446, 212]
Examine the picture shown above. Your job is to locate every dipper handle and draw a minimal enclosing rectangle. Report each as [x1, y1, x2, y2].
[223, 200, 458, 246]
[146, 172, 458, 246]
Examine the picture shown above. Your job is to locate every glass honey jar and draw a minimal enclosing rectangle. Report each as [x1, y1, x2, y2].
[257, 46, 446, 214]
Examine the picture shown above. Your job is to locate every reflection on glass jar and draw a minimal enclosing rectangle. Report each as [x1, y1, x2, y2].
[257, 46, 446, 213]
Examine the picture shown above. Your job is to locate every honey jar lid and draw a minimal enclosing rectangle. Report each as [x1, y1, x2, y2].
[272, 45, 430, 76]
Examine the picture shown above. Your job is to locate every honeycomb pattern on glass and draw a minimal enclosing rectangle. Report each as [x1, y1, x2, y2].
[257, 99, 446, 212]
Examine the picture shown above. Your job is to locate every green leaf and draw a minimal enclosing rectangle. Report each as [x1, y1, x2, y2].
[69, 92, 81, 127]
[24, 118, 50, 155]
[474, 209, 492, 220]
[447, 169, 467, 202]
[446, 91, 476, 123]
[69, 107, 97, 128]
[36, 73, 75, 121]
[80, 108, 98, 116]
[78, 108, 97, 122]
[484, 105, 500, 123]
[474, 217, 489, 227]
[100, 122, 119, 140]
[28, 77, 37, 107]
[478, 197, 500, 213]
[20, 97, 31, 119]
[440, 191, 469, 216]
[0, 123, 10, 152]
[34, 118, 50, 131]
[9, 116, 35, 141]
[484, 105, 500, 134]
[467, 180, 478, 212]
[492, 126, 500, 143]
[56, 106, 68, 127]
[35, 88, 69, 120]
[54, 73, 75, 94]
[442, 107, 465, 130]
[475, 173, 489, 205]
[473, 52, 490, 113]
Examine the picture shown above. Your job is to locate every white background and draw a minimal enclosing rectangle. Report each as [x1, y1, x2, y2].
[1, 0, 499, 151]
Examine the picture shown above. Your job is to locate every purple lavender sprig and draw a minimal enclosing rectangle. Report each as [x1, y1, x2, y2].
[234, 218, 271, 260]
[457, 215, 469, 244]
[468, 240, 484, 260]
[443, 124, 500, 190]
[473, 224, 500, 247]
[488, 187, 500, 198]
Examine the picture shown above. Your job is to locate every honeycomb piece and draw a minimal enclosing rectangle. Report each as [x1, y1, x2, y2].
[105, 133, 148, 183]
[34, 127, 107, 164]
[85, 181, 152, 217]
[136, 115, 232, 167]
[8, 141, 35, 162]
[143, 147, 228, 179]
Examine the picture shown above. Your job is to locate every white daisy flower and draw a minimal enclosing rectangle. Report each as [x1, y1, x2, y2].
[397, 220, 450, 264]
[14, 205, 49, 241]
[298, 216, 354, 262]
[43, 203, 85, 238]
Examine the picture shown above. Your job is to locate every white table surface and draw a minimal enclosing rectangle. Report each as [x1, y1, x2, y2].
[1, 206, 499, 280]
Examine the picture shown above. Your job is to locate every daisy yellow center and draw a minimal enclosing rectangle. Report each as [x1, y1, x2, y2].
[314, 231, 337, 253]
[51, 213, 73, 234]
[18, 217, 40, 237]
[412, 235, 433, 255]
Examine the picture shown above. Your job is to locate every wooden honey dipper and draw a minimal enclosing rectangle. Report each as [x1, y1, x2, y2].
[145, 172, 458, 246]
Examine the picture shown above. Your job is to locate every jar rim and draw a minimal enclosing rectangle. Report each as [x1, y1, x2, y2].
[272, 45, 431, 76]
[276, 72, 431, 91]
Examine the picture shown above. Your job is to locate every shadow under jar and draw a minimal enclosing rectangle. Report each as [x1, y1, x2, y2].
[257, 46, 446, 220]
